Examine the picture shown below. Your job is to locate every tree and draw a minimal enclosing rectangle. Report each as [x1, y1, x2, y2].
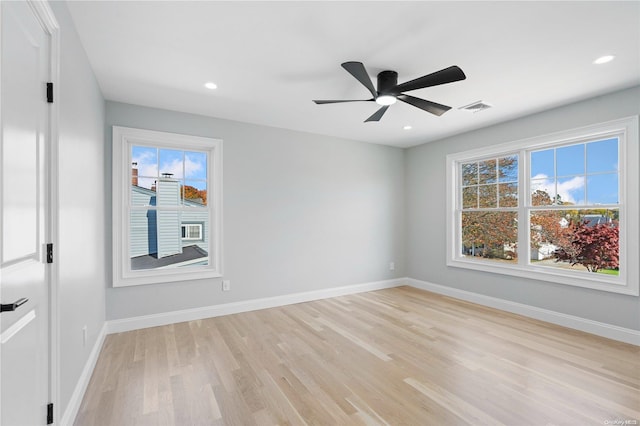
[182, 185, 207, 205]
[461, 155, 519, 259]
[554, 222, 619, 272]
[531, 189, 552, 206]
[530, 212, 570, 250]
[462, 211, 517, 258]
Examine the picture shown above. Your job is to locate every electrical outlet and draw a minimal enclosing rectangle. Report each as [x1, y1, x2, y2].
[222, 280, 231, 291]
[389, 262, 395, 271]
[82, 325, 87, 347]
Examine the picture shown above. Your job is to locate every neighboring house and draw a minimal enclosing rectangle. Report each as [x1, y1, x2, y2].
[531, 243, 558, 261]
[130, 177, 209, 269]
[582, 214, 613, 227]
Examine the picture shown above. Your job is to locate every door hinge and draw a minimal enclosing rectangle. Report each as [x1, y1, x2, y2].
[46, 82, 53, 103]
[46, 243, 54, 264]
[47, 403, 53, 424]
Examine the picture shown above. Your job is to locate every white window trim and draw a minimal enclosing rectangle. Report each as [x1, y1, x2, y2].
[446, 116, 639, 296]
[112, 126, 223, 287]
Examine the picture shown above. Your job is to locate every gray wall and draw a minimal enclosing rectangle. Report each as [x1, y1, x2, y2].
[49, 1, 107, 415]
[405, 86, 640, 331]
[105, 102, 406, 320]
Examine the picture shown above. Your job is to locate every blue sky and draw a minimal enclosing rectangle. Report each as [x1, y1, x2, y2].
[530, 138, 618, 205]
[132, 146, 207, 190]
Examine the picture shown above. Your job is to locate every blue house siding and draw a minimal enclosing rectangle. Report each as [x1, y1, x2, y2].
[156, 179, 182, 258]
[129, 185, 209, 259]
[129, 209, 157, 257]
[181, 210, 209, 252]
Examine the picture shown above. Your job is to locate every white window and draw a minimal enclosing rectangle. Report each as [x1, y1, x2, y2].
[182, 223, 203, 240]
[112, 126, 223, 286]
[446, 117, 639, 295]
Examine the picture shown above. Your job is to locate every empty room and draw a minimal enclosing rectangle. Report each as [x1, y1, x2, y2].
[1, 1, 639, 425]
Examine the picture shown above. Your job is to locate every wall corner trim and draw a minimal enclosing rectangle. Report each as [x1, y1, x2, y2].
[59, 322, 108, 426]
[106, 278, 407, 334]
[407, 278, 640, 346]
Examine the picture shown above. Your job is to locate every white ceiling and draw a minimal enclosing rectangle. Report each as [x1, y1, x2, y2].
[66, 1, 640, 148]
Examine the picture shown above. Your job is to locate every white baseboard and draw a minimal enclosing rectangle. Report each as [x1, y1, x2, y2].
[107, 278, 406, 334]
[407, 278, 640, 346]
[60, 322, 108, 426]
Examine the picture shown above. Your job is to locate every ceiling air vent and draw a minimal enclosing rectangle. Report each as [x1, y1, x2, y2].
[459, 100, 492, 113]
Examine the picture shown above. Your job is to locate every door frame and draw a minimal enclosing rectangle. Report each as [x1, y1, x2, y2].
[0, 1, 60, 423]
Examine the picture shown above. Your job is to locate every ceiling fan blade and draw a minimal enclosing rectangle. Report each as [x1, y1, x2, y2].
[341, 61, 378, 99]
[392, 66, 466, 93]
[313, 99, 373, 104]
[397, 94, 451, 116]
[364, 105, 390, 122]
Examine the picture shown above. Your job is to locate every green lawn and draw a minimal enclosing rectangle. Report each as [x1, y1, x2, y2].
[597, 269, 619, 276]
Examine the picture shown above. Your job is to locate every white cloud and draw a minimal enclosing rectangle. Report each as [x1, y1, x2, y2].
[184, 154, 205, 179]
[159, 158, 184, 178]
[132, 150, 206, 187]
[132, 150, 158, 189]
[530, 173, 585, 204]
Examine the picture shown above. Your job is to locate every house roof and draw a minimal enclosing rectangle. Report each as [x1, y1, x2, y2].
[132, 185, 205, 207]
[131, 244, 208, 270]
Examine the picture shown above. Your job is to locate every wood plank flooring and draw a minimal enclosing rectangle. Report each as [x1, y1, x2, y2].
[74, 286, 640, 425]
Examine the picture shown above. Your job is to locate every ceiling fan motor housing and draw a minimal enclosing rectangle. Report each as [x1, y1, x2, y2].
[377, 70, 398, 95]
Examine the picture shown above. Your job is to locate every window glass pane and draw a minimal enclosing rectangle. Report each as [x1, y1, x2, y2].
[498, 155, 518, 182]
[498, 183, 518, 207]
[130, 210, 209, 270]
[556, 144, 584, 176]
[461, 211, 517, 263]
[185, 151, 207, 179]
[558, 176, 585, 205]
[587, 173, 618, 205]
[132, 146, 158, 190]
[159, 149, 184, 179]
[530, 180, 555, 206]
[462, 186, 477, 209]
[478, 184, 497, 208]
[183, 180, 207, 206]
[462, 162, 478, 186]
[478, 159, 497, 184]
[531, 149, 554, 179]
[530, 209, 618, 276]
[530, 210, 572, 260]
[587, 138, 618, 173]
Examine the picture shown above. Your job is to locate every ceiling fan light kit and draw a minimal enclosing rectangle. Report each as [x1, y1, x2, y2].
[313, 61, 466, 122]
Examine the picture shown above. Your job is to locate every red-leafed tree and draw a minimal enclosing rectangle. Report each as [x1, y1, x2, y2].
[554, 222, 619, 272]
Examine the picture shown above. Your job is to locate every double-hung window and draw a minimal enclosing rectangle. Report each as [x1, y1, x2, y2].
[447, 117, 638, 295]
[112, 126, 223, 287]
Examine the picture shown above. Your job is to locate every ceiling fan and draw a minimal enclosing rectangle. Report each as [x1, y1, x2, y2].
[313, 61, 466, 122]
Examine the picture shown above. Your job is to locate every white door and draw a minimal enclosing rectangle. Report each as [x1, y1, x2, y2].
[1, 1, 52, 424]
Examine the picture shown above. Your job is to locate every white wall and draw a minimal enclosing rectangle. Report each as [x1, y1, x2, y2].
[105, 102, 405, 320]
[49, 1, 107, 414]
[405, 86, 640, 331]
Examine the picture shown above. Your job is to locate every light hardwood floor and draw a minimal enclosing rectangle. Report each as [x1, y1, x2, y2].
[74, 286, 640, 425]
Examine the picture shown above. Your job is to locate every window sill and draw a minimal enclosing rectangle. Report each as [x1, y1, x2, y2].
[447, 257, 638, 296]
[114, 267, 222, 287]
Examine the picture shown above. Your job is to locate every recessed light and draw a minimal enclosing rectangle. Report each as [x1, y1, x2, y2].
[593, 55, 615, 65]
[204, 82, 218, 90]
[403, 125, 412, 130]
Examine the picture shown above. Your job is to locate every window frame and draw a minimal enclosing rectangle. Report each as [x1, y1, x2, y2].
[112, 126, 223, 287]
[446, 116, 638, 296]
